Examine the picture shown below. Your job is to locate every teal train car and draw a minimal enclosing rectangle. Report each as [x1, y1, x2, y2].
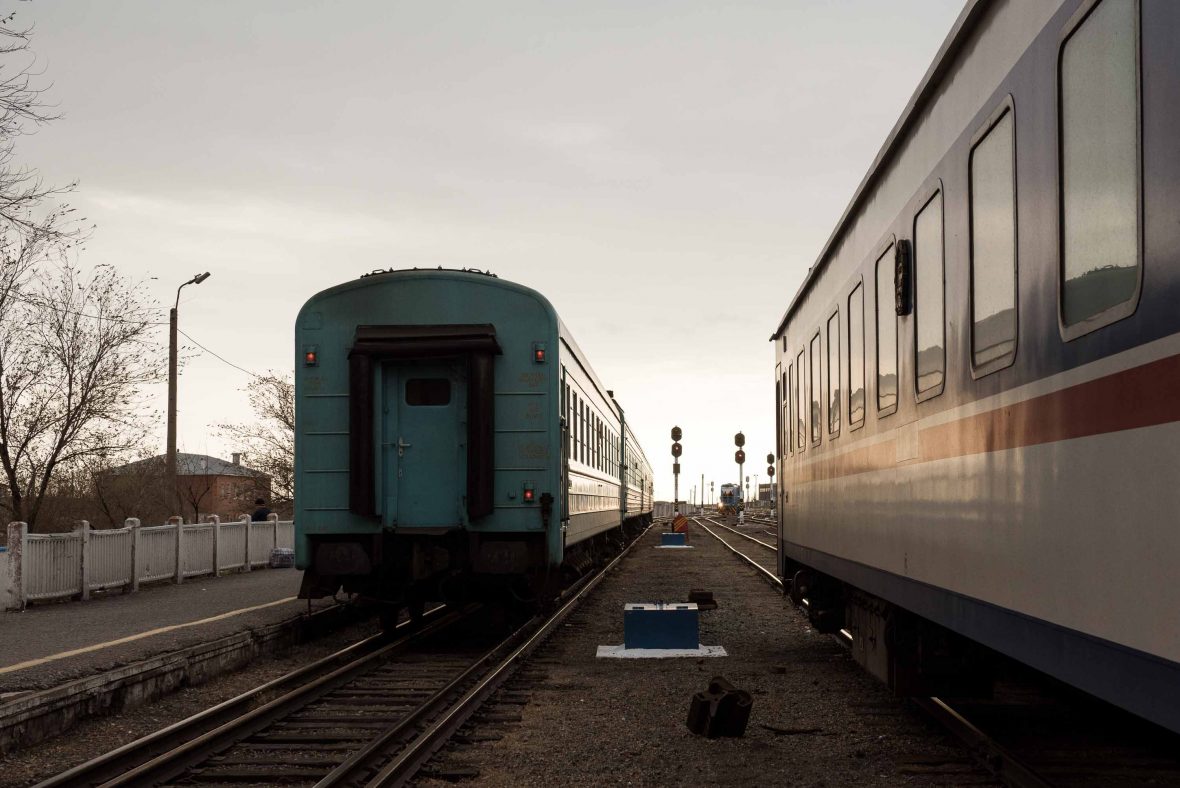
[294, 268, 653, 624]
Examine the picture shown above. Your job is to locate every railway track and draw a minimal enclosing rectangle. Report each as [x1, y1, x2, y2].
[46, 523, 651, 788]
[697, 516, 776, 553]
[693, 516, 1180, 786]
[690, 517, 782, 591]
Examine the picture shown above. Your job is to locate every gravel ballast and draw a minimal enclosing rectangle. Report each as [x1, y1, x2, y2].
[421, 523, 993, 786]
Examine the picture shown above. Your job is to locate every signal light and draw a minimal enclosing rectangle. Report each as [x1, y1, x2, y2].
[533, 342, 546, 363]
[523, 482, 536, 503]
[304, 346, 318, 366]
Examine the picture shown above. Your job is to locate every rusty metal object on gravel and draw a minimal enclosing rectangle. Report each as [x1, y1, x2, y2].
[687, 590, 717, 611]
[686, 676, 752, 738]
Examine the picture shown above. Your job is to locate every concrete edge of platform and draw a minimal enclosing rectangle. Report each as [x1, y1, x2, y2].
[0, 601, 369, 756]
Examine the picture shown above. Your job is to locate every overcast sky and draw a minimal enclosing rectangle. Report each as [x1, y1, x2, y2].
[16, 0, 963, 501]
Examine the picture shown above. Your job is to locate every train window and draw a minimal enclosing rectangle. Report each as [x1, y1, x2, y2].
[969, 104, 1017, 373]
[775, 375, 783, 461]
[597, 419, 603, 470]
[787, 365, 794, 454]
[848, 283, 865, 427]
[827, 311, 840, 435]
[809, 332, 821, 445]
[914, 189, 945, 396]
[795, 350, 805, 450]
[405, 378, 451, 406]
[1060, 0, 1140, 335]
[592, 414, 597, 469]
[780, 370, 788, 457]
[875, 244, 898, 413]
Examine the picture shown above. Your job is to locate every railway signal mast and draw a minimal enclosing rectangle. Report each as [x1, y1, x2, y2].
[671, 425, 683, 516]
[734, 431, 746, 522]
[767, 453, 776, 510]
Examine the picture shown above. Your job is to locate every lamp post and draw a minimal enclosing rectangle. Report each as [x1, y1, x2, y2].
[167, 272, 211, 516]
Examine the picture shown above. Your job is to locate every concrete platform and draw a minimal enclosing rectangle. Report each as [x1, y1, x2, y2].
[0, 568, 335, 692]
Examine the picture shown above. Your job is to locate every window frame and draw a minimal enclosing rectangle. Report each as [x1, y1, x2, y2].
[846, 278, 866, 432]
[968, 95, 1019, 379]
[913, 182, 947, 402]
[826, 309, 841, 438]
[796, 349, 806, 452]
[809, 331, 822, 446]
[1056, 0, 1143, 342]
[873, 235, 899, 418]
[787, 363, 795, 454]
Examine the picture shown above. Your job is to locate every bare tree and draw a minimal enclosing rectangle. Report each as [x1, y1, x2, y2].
[218, 374, 294, 515]
[178, 460, 217, 524]
[0, 260, 164, 530]
[89, 452, 170, 527]
[0, 11, 78, 233]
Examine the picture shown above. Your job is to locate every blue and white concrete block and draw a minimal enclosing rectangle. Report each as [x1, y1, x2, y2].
[597, 602, 727, 659]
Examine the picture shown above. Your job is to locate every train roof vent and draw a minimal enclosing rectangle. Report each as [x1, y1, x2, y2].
[360, 266, 498, 280]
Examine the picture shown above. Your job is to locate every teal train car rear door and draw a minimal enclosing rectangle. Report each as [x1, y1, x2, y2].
[380, 361, 467, 529]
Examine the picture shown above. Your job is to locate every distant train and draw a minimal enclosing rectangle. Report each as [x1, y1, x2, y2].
[294, 268, 653, 627]
[772, 0, 1180, 734]
[718, 483, 742, 515]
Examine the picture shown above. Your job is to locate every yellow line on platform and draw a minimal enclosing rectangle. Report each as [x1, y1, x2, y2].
[0, 596, 298, 676]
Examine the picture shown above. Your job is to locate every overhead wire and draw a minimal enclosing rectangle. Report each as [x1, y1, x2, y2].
[175, 328, 261, 379]
[3, 290, 264, 379]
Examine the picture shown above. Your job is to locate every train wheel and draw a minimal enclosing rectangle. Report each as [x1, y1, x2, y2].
[790, 570, 813, 606]
[379, 605, 402, 634]
[408, 597, 425, 628]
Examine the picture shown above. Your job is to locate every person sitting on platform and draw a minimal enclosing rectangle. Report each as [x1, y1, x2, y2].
[251, 498, 272, 522]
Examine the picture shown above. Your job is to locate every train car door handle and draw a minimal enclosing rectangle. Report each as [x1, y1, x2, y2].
[398, 437, 412, 456]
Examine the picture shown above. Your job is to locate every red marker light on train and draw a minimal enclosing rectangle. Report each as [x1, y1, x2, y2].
[304, 346, 318, 366]
[533, 342, 546, 363]
[523, 482, 536, 503]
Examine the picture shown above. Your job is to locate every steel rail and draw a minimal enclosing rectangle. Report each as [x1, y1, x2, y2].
[699, 516, 777, 552]
[32, 612, 405, 788]
[691, 518, 783, 590]
[353, 521, 654, 787]
[83, 605, 466, 788]
[910, 699, 1052, 787]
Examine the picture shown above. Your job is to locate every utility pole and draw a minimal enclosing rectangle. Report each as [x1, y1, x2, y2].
[168, 272, 211, 517]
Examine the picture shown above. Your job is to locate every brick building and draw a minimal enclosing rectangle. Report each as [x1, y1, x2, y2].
[105, 452, 271, 524]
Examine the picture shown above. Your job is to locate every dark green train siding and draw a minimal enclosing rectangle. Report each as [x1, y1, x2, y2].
[294, 270, 564, 568]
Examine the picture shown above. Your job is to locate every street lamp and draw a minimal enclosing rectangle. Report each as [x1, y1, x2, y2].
[167, 272, 211, 517]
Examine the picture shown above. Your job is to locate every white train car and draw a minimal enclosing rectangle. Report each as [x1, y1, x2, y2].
[772, 0, 1180, 733]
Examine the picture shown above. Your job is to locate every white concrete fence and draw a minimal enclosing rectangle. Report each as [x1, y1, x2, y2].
[3, 515, 295, 611]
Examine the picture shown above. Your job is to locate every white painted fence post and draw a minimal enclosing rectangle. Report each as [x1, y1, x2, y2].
[125, 518, 141, 593]
[269, 512, 279, 556]
[241, 515, 252, 572]
[78, 521, 91, 601]
[211, 514, 221, 576]
[6, 522, 26, 611]
[170, 516, 184, 584]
